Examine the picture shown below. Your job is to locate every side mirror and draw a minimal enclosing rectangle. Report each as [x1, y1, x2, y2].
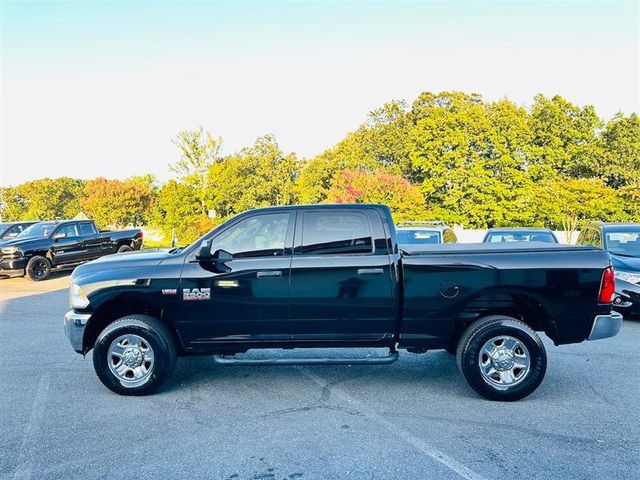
[195, 240, 212, 261]
[196, 242, 232, 273]
[53, 232, 66, 240]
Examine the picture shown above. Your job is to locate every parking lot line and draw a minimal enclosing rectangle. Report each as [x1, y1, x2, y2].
[296, 367, 488, 480]
[12, 374, 50, 480]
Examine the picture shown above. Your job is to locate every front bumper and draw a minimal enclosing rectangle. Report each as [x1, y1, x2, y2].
[588, 311, 623, 341]
[64, 310, 91, 353]
[613, 279, 640, 317]
[0, 257, 27, 277]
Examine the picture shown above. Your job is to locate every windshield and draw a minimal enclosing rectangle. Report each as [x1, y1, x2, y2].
[605, 230, 640, 257]
[397, 229, 441, 245]
[486, 232, 556, 243]
[17, 223, 56, 238]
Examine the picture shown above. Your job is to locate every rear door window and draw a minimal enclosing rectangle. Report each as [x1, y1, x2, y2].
[79, 222, 97, 235]
[300, 211, 373, 255]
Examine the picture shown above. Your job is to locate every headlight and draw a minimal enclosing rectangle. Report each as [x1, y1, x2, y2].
[1, 246, 19, 255]
[69, 283, 90, 309]
[614, 270, 640, 285]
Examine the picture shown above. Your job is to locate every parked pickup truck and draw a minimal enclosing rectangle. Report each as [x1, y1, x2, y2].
[63, 204, 621, 401]
[0, 219, 143, 281]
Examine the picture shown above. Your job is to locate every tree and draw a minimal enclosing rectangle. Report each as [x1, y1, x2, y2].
[153, 179, 202, 242]
[325, 169, 426, 222]
[81, 177, 155, 228]
[597, 113, 640, 188]
[0, 177, 84, 221]
[532, 178, 626, 242]
[528, 94, 602, 180]
[208, 135, 300, 216]
[171, 128, 222, 215]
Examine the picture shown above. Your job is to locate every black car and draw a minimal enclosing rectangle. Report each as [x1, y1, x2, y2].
[483, 227, 559, 244]
[63, 204, 620, 400]
[0, 219, 143, 281]
[0, 221, 37, 241]
[577, 223, 640, 317]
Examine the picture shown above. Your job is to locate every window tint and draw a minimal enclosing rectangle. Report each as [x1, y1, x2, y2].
[4, 225, 23, 238]
[79, 222, 97, 235]
[487, 232, 556, 243]
[301, 211, 373, 255]
[211, 213, 290, 258]
[57, 224, 79, 238]
[397, 230, 440, 245]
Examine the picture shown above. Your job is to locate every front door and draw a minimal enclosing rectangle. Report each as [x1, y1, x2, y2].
[179, 211, 295, 347]
[51, 223, 84, 265]
[289, 208, 396, 343]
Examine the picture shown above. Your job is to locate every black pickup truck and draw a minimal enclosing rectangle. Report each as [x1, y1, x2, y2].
[64, 204, 621, 401]
[0, 219, 143, 280]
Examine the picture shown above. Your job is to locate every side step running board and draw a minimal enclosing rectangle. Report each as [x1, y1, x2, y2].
[213, 351, 399, 367]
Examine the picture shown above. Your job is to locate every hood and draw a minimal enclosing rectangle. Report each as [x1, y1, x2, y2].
[610, 253, 640, 272]
[0, 236, 49, 249]
[74, 250, 173, 275]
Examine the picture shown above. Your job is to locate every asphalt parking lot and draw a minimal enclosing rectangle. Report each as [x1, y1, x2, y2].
[1, 275, 639, 480]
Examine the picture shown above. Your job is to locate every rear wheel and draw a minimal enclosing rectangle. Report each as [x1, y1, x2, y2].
[117, 244, 133, 253]
[92, 315, 177, 396]
[26, 255, 51, 281]
[456, 315, 547, 401]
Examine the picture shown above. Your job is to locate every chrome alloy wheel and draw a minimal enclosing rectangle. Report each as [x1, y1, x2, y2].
[107, 334, 155, 387]
[478, 335, 530, 390]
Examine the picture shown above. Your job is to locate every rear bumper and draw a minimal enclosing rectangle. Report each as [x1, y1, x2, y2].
[588, 311, 623, 341]
[64, 310, 91, 353]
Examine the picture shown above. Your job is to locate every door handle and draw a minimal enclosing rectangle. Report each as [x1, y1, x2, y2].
[256, 271, 282, 278]
[357, 268, 384, 275]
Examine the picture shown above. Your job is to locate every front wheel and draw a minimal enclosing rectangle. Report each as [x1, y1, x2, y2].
[93, 315, 177, 396]
[456, 316, 547, 401]
[26, 255, 51, 281]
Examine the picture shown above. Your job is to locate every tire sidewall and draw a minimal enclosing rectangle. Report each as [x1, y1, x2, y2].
[93, 320, 172, 396]
[26, 256, 51, 281]
[461, 320, 547, 401]
[117, 245, 133, 253]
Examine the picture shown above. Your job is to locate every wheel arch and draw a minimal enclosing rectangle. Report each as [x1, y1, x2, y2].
[450, 287, 559, 345]
[82, 297, 183, 354]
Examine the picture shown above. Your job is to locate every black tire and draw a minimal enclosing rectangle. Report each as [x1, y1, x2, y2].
[456, 315, 547, 401]
[92, 315, 177, 396]
[117, 244, 133, 253]
[25, 255, 51, 281]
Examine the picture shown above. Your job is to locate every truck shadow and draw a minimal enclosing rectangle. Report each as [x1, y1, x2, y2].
[172, 350, 476, 400]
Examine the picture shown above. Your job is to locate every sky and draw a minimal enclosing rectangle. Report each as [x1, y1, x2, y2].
[1, 0, 639, 186]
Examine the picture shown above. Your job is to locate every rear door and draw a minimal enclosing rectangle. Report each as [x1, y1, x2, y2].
[289, 207, 395, 343]
[78, 221, 102, 259]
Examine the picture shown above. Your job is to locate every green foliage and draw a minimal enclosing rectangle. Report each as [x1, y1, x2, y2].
[1, 92, 638, 233]
[171, 127, 222, 215]
[530, 178, 626, 242]
[80, 177, 156, 228]
[0, 177, 83, 221]
[207, 135, 300, 216]
[153, 179, 202, 241]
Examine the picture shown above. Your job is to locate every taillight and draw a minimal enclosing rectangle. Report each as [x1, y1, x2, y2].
[598, 267, 615, 304]
[138, 231, 144, 240]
